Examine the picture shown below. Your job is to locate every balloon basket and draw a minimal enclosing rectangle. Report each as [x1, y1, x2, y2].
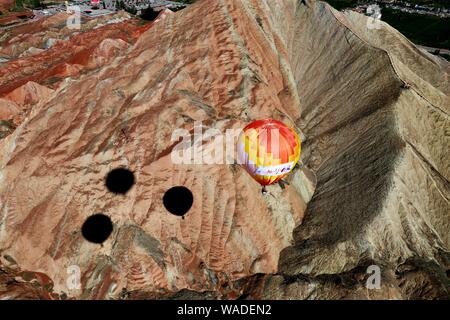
[261, 186, 268, 195]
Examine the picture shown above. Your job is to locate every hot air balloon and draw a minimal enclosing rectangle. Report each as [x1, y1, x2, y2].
[237, 119, 301, 193]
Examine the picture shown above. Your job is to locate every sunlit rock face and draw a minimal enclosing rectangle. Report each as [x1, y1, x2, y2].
[0, 0, 449, 300]
[0, 0, 13, 12]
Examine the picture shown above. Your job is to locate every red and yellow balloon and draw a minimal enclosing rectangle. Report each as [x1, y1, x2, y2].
[237, 119, 301, 186]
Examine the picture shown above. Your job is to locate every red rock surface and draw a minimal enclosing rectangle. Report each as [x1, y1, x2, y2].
[0, 13, 150, 95]
[4, 81, 54, 107]
[0, 99, 20, 121]
[0, 0, 13, 11]
[0, 0, 448, 300]
[0, 12, 152, 134]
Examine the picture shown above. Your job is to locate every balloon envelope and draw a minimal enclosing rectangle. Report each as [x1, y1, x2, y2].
[237, 119, 301, 186]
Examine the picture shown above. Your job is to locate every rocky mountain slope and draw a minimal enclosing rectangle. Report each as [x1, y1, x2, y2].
[0, 0, 13, 12]
[0, 0, 449, 299]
